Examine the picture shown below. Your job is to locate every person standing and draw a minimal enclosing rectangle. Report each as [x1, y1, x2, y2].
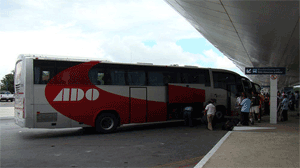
[235, 93, 243, 126]
[281, 95, 289, 121]
[204, 100, 216, 131]
[250, 92, 260, 124]
[290, 93, 295, 111]
[240, 93, 251, 126]
[277, 91, 282, 107]
[295, 91, 299, 109]
[235, 93, 242, 115]
[259, 92, 265, 119]
[264, 93, 270, 115]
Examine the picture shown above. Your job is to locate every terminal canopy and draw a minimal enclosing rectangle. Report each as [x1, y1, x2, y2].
[165, 0, 299, 89]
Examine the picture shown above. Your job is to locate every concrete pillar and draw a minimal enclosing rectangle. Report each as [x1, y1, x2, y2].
[270, 75, 278, 124]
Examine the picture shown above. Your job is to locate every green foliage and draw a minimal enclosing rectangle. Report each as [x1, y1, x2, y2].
[0, 70, 15, 93]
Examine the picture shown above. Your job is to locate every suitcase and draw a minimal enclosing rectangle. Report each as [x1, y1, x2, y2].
[222, 120, 235, 131]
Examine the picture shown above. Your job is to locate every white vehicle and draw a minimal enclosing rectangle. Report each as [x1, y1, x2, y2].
[14, 54, 256, 133]
[0, 91, 14, 102]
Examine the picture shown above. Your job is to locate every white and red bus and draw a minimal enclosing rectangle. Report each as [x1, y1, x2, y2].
[14, 54, 256, 133]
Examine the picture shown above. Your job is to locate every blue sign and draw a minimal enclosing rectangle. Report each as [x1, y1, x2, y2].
[245, 67, 286, 75]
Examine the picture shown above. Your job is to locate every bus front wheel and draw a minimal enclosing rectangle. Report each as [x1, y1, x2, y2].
[95, 113, 118, 133]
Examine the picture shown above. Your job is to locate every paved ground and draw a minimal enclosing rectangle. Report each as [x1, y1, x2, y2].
[0, 107, 14, 118]
[0, 101, 14, 118]
[0, 101, 14, 107]
[2, 101, 298, 167]
[200, 110, 299, 168]
[0, 106, 228, 168]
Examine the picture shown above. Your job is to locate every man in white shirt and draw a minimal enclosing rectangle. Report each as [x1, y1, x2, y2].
[204, 99, 216, 131]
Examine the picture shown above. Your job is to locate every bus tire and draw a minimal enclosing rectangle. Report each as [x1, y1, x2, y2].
[215, 111, 224, 122]
[95, 113, 118, 133]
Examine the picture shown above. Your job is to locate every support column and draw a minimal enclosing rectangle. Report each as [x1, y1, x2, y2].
[270, 75, 278, 124]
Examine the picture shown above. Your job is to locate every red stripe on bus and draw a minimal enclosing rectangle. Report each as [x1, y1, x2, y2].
[168, 84, 205, 104]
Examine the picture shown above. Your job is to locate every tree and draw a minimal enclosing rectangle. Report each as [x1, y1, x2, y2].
[0, 70, 15, 93]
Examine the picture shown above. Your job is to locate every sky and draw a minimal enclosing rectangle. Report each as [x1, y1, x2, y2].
[0, 0, 245, 84]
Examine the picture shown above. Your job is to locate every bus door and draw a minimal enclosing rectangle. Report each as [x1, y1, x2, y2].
[130, 87, 147, 123]
[227, 84, 239, 116]
[226, 84, 236, 116]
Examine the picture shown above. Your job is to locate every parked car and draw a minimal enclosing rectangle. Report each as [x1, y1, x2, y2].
[0, 91, 14, 102]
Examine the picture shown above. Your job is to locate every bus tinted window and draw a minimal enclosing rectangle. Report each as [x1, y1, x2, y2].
[213, 72, 236, 89]
[56, 61, 81, 74]
[34, 60, 83, 84]
[42, 71, 50, 84]
[180, 69, 210, 86]
[203, 70, 211, 86]
[253, 83, 261, 93]
[89, 68, 106, 85]
[242, 80, 253, 94]
[181, 72, 191, 83]
[236, 76, 244, 93]
[128, 71, 146, 86]
[33, 66, 55, 84]
[88, 64, 112, 85]
[148, 72, 164, 86]
[163, 72, 180, 85]
[110, 70, 126, 85]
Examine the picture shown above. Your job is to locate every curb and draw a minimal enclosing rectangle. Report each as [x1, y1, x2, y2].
[194, 131, 232, 168]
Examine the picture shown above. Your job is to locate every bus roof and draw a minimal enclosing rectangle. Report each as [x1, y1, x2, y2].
[18, 54, 245, 78]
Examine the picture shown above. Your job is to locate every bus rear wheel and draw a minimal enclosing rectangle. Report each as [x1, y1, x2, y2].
[215, 111, 224, 122]
[95, 113, 118, 133]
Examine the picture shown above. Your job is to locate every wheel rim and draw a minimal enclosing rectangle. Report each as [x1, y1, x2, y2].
[100, 117, 114, 130]
[216, 111, 222, 119]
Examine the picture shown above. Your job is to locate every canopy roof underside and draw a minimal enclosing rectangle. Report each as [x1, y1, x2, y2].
[166, 0, 299, 89]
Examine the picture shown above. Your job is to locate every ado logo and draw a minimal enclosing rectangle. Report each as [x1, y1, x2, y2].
[53, 88, 99, 101]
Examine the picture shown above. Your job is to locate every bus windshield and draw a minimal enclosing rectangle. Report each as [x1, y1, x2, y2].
[242, 79, 253, 96]
[253, 83, 261, 94]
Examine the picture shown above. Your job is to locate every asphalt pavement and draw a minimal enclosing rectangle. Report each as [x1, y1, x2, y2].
[2, 101, 299, 167]
[0, 104, 228, 168]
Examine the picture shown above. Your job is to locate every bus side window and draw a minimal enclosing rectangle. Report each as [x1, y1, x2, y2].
[204, 70, 211, 86]
[34, 67, 54, 84]
[148, 72, 164, 86]
[97, 72, 105, 85]
[89, 69, 98, 85]
[237, 85, 244, 93]
[213, 72, 236, 89]
[180, 73, 190, 83]
[110, 70, 125, 85]
[128, 71, 146, 86]
[42, 71, 50, 84]
[89, 69, 108, 85]
[34, 67, 40, 84]
[162, 72, 177, 85]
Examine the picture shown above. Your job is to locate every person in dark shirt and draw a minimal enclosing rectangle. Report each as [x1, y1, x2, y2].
[250, 92, 260, 124]
[281, 95, 289, 121]
[240, 93, 251, 126]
